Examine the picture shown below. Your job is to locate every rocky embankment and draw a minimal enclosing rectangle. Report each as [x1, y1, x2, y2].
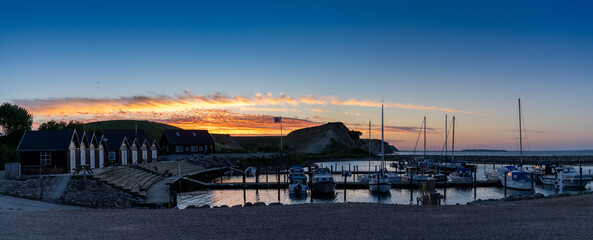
[0, 177, 54, 200]
[61, 179, 142, 208]
[389, 154, 593, 164]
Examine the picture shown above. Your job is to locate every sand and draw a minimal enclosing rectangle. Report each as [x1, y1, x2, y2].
[1, 193, 593, 239]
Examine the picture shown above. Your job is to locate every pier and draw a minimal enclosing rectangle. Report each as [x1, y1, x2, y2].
[175, 178, 501, 190]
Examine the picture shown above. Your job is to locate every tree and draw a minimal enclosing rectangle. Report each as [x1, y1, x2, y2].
[39, 120, 86, 132]
[39, 120, 67, 130]
[0, 103, 33, 144]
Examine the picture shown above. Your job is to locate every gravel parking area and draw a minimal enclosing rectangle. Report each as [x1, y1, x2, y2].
[1, 194, 593, 239]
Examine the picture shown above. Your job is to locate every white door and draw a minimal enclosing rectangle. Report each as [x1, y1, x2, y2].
[132, 151, 138, 164]
[121, 150, 127, 165]
[152, 150, 157, 161]
[81, 150, 86, 165]
[142, 150, 147, 162]
[99, 149, 104, 168]
[70, 149, 76, 172]
[90, 149, 95, 168]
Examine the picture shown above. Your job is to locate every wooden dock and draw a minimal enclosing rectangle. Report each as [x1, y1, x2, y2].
[177, 179, 501, 190]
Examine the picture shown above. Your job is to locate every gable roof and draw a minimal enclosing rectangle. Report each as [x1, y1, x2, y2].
[161, 129, 214, 145]
[17, 130, 78, 151]
[101, 129, 147, 151]
[86, 133, 98, 147]
[77, 131, 89, 148]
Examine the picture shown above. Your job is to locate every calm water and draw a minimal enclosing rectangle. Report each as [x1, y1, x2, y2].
[394, 150, 593, 156]
[177, 160, 593, 209]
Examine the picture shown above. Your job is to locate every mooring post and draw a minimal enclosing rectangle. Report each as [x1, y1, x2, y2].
[443, 167, 447, 200]
[242, 167, 246, 186]
[266, 169, 269, 183]
[531, 172, 535, 194]
[331, 165, 333, 173]
[348, 163, 351, 172]
[343, 171, 347, 200]
[341, 166, 344, 173]
[474, 170, 477, 200]
[410, 186, 413, 203]
[504, 174, 507, 197]
[375, 165, 377, 172]
[580, 162, 583, 190]
[277, 168, 280, 188]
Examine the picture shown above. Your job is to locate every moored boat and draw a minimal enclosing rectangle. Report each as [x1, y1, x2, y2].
[448, 168, 474, 183]
[312, 167, 336, 194]
[540, 166, 592, 188]
[288, 167, 308, 194]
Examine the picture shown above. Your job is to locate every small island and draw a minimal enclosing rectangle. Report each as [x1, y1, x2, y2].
[461, 149, 508, 152]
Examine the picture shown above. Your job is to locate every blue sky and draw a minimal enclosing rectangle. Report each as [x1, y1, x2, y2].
[1, 1, 593, 150]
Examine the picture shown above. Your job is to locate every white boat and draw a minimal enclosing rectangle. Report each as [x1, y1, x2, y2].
[540, 166, 592, 188]
[369, 103, 391, 193]
[244, 167, 256, 176]
[499, 169, 533, 190]
[312, 167, 336, 194]
[369, 173, 391, 193]
[448, 168, 474, 183]
[484, 169, 499, 181]
[288, 167, 308, 194]
[357, 174, 373, 184]
[386, 172, 402, 183]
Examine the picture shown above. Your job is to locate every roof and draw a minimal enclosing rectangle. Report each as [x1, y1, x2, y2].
[161, 129, 214, 145]
[77, 132, 88, 147]
[100, 129, 147, 151]
[17, 130, 78, 151]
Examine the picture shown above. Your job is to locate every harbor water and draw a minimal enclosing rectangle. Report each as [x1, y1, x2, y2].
[177, 160, 593, 209]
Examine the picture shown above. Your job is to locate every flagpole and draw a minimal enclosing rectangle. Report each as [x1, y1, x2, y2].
[280, 117, 283, 153]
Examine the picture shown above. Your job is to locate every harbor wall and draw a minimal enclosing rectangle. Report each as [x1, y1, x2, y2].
[386, 155, 593, 164]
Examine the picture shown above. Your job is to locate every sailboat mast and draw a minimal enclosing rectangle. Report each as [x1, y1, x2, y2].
[381, 103, 384, 174]
[368, 120, 371, 174]
[445, 114, 448, 159]
[423, 116, 426, 159]
[452, 116, 455, 162]
[519, 98, 523, 165]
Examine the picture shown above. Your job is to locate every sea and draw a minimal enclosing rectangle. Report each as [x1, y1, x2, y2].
[177, 152, 593, 208]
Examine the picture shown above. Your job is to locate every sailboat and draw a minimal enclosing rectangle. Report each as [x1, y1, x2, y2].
[402, 117, 445, 183]
[357, 121, 373, 184]
[447, 116, 475, 183]
[497, 98, 534, 190]
[369, 103, 391, 193]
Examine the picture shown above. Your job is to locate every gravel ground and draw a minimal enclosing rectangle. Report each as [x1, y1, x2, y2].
[1, 194, 593, 240]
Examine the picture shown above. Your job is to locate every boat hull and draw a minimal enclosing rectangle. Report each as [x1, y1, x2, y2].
[369, 182, 391, 193]
[540, 176, 592, 188]
[289, 183, 308, 194]
[312, 182, 336, 194]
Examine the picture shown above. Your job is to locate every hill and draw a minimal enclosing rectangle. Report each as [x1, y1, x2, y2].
[84, 120, 181, 141]
[284, 122, 367, 154]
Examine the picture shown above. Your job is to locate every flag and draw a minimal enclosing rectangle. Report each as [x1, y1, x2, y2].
[274, 117, 282, 123]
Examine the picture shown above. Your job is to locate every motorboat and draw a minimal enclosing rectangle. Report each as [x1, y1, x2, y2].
[401, 166, 444, 183]
[540, 166, 592, 188]
[484, 169, 499, 181]
[311, 167, 336, 194]
[386, 171, 402, 183]
[244, 167, 256, 176]
[288, 167, 308, 194]
[448, 168, 474, 183]
[499, 170, 534, 190]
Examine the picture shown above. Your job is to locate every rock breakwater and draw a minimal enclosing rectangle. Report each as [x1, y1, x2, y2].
[0, 177, 54, 200]
[61, 179, 142, 208]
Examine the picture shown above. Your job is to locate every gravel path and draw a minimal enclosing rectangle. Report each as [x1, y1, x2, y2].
[1, 194, 593, 239]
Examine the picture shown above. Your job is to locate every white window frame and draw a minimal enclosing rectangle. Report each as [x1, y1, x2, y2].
[190, 146, 198, 152]
[109, 151, 116, 161]
[132, 150, 138, 164]
[152, 149, 157, 160]
[90, 149, 95, 168]
[80, 150, 86, 165]
[70, 149, 76, 172]
[176, 146, 183, 153]
[142, 149, 147, 161]
[40, 152, 51, 165]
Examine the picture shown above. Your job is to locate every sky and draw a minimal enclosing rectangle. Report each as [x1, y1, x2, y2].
[1, 0, 593, 150]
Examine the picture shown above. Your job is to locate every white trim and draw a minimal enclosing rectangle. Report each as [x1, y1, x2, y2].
[90, 149, 95, 168]
[99, 149, 104, 168]
[70, 149, 76, 172]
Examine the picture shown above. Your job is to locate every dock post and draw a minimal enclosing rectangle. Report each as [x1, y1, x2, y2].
[443, 168, 447, 200]
[242, 167, 246, 187]
[504, 174, 507, 197]
[343, 172, 347, 202]
[341, 166, 344, 173]
[410, 186, 413, 203]
[375, 166, 377, 172]
[531, 172, 535, 194]
[331, 165, 333, 173]
[266, 169, 268, 183]
[348, 163, 351, 172]
[580, 162, 583, 190]
[474, 170, 477, 200]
